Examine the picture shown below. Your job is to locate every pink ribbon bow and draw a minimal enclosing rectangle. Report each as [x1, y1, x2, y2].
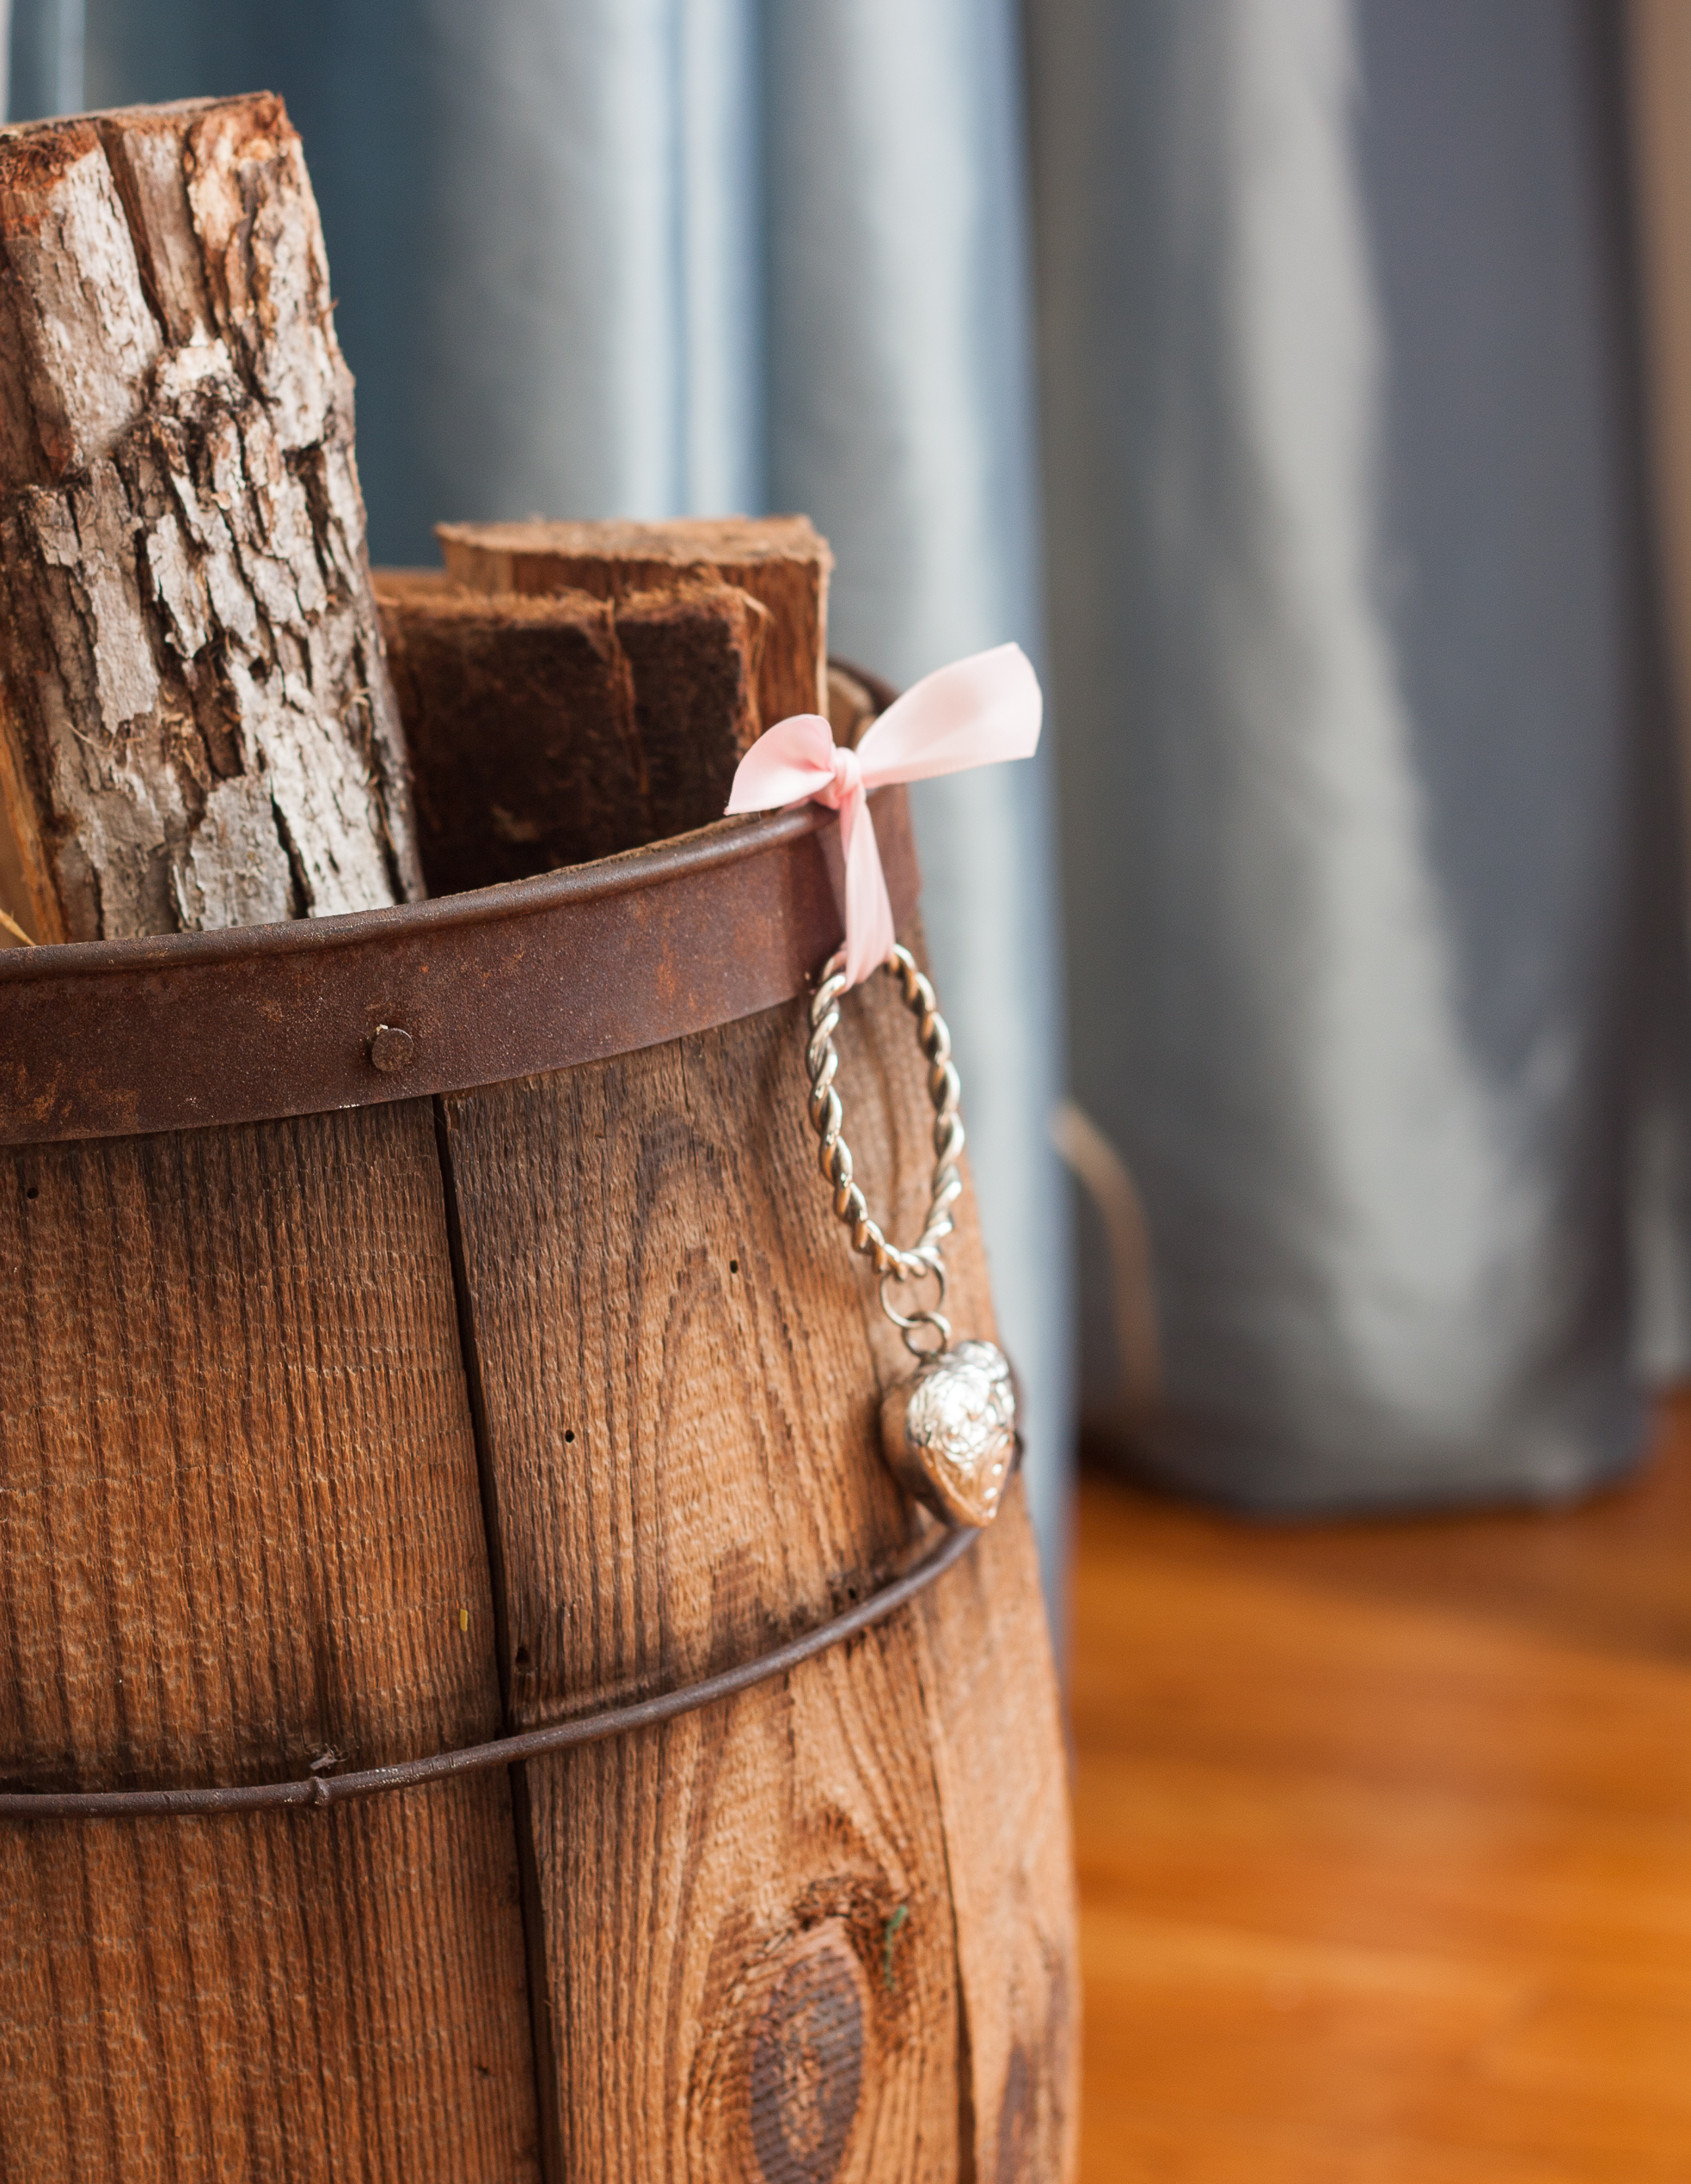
[725, 643, 1043, 988]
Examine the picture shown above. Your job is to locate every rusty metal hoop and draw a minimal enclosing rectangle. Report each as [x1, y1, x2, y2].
[0, 1526, 977, 1821]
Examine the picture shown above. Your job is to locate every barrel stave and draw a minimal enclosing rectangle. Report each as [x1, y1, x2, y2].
[439, 989, 963, 2179]
[0, 1103, 541, 2180]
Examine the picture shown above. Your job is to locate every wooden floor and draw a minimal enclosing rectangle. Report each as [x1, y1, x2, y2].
[1069, 1394, 1691, 2182]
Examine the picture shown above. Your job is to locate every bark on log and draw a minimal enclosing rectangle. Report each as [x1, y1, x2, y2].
[0, 95, 420, 943]
[435, 514, 831, 731]
[375, 570, 765, 893]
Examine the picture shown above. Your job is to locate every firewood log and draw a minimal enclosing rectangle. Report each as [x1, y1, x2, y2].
[0, 95, 420, 943]
[435, 514, 831, 730]
[375, 571, 766, 890]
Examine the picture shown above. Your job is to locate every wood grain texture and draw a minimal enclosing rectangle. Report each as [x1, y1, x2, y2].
[439, 994, 959, 2183]
[0, 95, 419, 943]
[1071, 1394, 1691, 2183]
[436, 515, 830, 729]
[0, 1101, 538, 2181]
[439, 955, 1075, 2181]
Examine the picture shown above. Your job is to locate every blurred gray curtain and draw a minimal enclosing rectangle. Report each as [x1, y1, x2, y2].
[1032, 0, 1691, 1509]
[75, 0, 1074, 1594]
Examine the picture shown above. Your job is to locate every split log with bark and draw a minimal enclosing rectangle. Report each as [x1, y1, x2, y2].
[0, 94, 419, 944]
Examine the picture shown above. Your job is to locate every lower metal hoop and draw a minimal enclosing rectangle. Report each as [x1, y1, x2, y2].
[0, 1526, 978, 1820]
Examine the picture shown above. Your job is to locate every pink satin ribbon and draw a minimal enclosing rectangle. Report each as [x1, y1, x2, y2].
[725, 643, 1043, 987]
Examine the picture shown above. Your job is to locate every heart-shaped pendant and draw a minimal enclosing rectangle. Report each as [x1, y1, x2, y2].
[881, 1339, 1018, 1529]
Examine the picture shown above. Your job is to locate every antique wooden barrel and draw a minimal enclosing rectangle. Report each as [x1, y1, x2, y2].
[0, 774, 1077, 2181]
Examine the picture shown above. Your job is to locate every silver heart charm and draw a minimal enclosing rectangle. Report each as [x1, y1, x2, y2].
[880, 1339, 1017, 1529]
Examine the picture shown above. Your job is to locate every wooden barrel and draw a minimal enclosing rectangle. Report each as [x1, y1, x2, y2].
[0, 779, 1077, 2181]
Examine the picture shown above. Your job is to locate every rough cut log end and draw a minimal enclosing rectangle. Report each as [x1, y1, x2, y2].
[376, 577, 643, 894]
[0, 95, 420, 942]
[615, 578, 766, 840]
[375, 570, 764, 893]
[435, 514, 832, 730]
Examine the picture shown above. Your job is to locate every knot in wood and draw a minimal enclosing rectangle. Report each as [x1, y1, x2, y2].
[749, 1935, 865, 2182]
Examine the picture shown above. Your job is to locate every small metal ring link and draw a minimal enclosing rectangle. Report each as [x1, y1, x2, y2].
[806, 945, 965, 1331]
[878, 1263, 951, 1356]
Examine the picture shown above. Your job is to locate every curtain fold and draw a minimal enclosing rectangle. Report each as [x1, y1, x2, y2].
[1031, 0, 1691, 1508]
